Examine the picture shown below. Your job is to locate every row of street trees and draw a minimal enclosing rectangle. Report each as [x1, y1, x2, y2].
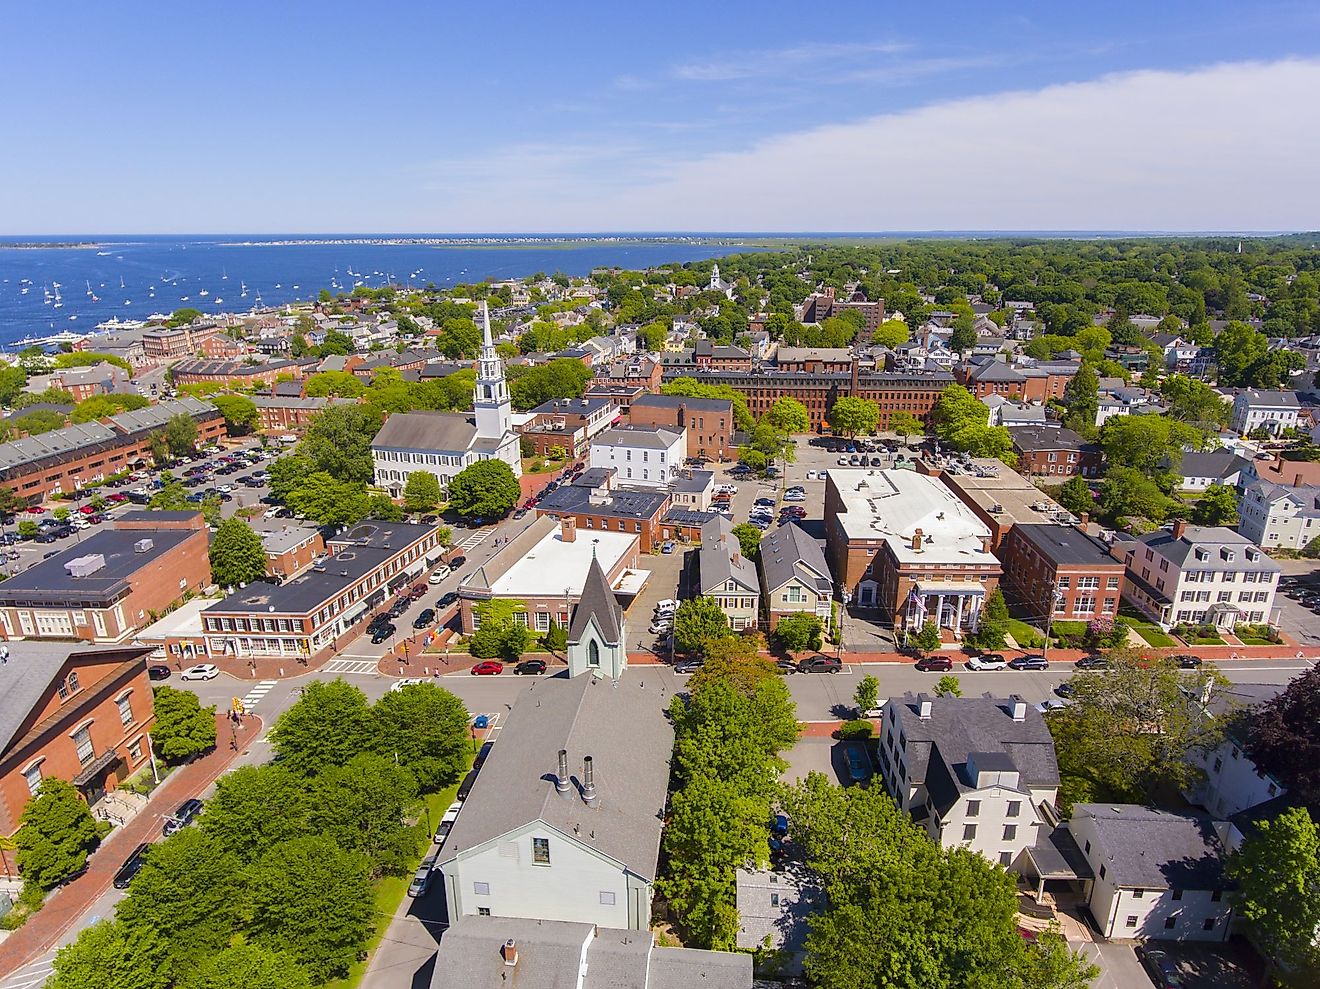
[46, 679, 471, 989]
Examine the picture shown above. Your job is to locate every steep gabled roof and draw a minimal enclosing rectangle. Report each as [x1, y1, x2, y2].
[568, 556, 622, 646]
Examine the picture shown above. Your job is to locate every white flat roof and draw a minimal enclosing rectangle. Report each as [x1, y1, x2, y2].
[488, 528, 638, 598]
[133, 597, 220, 642]
[611, 568, 651, 595]
[829, 469, 996, 567]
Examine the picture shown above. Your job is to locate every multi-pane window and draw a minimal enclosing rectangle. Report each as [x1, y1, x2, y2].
[73, 725, 94, 766]
[532, 837, 550, 865]
[117, 695, 134, 729]
[22, 763, 42, 796]
[963, 824, 977, 840]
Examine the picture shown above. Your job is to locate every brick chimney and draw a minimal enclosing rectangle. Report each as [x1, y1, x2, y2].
[561, 517, 577, 543]
[911, 528, 924, 551]
[1172, 519, 1187, 541]
[980, 535, 992, 554]
[502, 939, 519, 967]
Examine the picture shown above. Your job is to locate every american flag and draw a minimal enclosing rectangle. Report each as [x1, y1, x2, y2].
[908, 588, 926, 617]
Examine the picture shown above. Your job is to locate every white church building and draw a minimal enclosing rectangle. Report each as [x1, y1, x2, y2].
[371, 303, 522, 496]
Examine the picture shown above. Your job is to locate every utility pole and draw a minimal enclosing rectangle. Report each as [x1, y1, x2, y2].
[1041, 588, 1065, 663]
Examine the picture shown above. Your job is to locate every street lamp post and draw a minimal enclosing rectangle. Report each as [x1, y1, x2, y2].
[1042, 588, 1065, 663]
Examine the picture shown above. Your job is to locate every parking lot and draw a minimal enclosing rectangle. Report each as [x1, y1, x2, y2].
[1272, 562, 1320, 647]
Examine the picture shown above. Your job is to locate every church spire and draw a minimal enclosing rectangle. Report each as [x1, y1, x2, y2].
[481, 301, 494, 349]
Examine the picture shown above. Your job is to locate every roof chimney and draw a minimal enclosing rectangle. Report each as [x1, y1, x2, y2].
[1010, 695, 1027, 722]
[1079, 512, 1090, 533]
[911, 528, 924, 552]
[917, 693, 932, 720]
[561, 517, 577, 543]
[980, 535, 992, 554]
[1171, 519, 1187, 541]
[582, 755, 598, 807]
[556, 749, 571, 793]
[502, 939, 519, 967]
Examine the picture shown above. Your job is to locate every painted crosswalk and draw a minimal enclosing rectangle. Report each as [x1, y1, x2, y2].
[323, 658, 380, 675]
[455, 528, 491, 553]
[0, 956, 54, 989]
[239, 679, 278, 711]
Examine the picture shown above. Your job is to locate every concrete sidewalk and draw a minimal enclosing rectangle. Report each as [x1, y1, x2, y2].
[0, 713, 262, 974]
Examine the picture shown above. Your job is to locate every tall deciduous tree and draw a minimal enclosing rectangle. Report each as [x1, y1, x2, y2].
[178, 944, 312, 989]
[208, 517, 267, 587]
[730, 523, 762, 560]
[242, 836, 375, 983]
[1227, 806, 1320, 988]
[447, 460, 521, 519]
[151, 686, 218, 762]
[297, 404, 382, 484]
[16, 778, 101, 890]
[828, 396, 880, 437]
[889, 411, 923, 442]
[673, 596, 730, 653]
[210, 394, 259, 436]
[200, 764, 309, 860]
[1246, 663, 1320, 805]
[306, 753, 420, 878]
[1190, 483, 1240, 526]
[163, 414, 199, 458]
[271, 679, 375, 777]
[765, 397, 810, 436]
[1061, 363, 1099, 436]
[403, 471, 442, 513]
[371, 682, 470, 793]
[47, 919, 171, 989]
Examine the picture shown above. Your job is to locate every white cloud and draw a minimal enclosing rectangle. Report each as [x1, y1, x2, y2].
[672, 40, 910, 82]
[419, 57, 1320, 232]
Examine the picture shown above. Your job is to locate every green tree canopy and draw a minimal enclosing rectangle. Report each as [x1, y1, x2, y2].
[210, 394, 259, 435]
[178, 944, 312, 989]
[306, 753, 420, 878]
[208, 517, 268, 587]
[370, 681, 470, 792]
[729, 523, 762, 560]
[774, 613, 824, 652]
[303, 370, 365, 398]
[911, 620, 942, 655]
[889, 410, 923, 441]
[1100, 414, 1201, 476]
[200, 764, 310, 860]
[765, 397, 810, 435]
[163, 413, 199, 458]
[674, 596, 730, 653]
[271, 679, 375, 776]
[403, 471, 442, 513]
[47, 919, 170, 989]
[16, 777, 102, 890]
[151, 686, 218, 763]
[1245, 663, 1320, 805]
[828, 396, 880, 437]
[69, 393, 150, 423]
[448, 459, 521, 518]
[1061, 363, 1099, 436]
[661, 377, 753, 432]
[1190, 483, 1240, 526]
[295, 404, 382, 484]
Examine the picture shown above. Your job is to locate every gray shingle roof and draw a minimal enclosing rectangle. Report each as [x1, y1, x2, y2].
[1073, 804, 1228, 890]
[371, 410, 478, 453]
[568, 557, 622, 646]
[1133, 525, 1280, 572]
[594, 425, 683, 450]
[890, 693, 1060, 793]
[438, 675, 672, 881]
[1008, 425, 1092, 452]
[699, 515, 758, 595]
[0, 643, 154, 756]
[1179, 450, 1251, 481]
[631, 394, 733, 413]
[758, 522, 832, 594]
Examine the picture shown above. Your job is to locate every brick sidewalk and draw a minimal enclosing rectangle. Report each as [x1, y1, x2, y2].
[0, 712, 262, 974]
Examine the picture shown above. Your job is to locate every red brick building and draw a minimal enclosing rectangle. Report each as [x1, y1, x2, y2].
[629, 394, 734, 459]
[533, 469, 670, 553]
[955, 359, 1078, 403]
[0, 398, 226, 504]
[0, 642, 157, 835]
[0, 511, 211, 642]
[171, 359, 303, 389]
[799, 288, 886, 341]
[1008, 426, 1102, 479]
[593, 356, 663, 393]
[261, 525, 326, 579]
[142, 323, 222, 360]
[775, 347, 853, 374]
[998, 522, 1125, 622]
[252, 395, 355, 432]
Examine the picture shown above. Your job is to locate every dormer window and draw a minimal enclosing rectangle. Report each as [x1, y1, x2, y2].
[1194, 548, 1209, 561]
[1221, 548, 1235, 562]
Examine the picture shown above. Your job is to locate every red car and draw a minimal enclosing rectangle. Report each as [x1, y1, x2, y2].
[24, 506, 45, 514]
[106, 493, 128, 503]
[914, 655, 954, 672]
[78, 504, 98, 515]
[470, 661, 504, 676]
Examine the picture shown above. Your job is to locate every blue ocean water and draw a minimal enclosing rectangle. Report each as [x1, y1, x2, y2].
[0, 235, 762, 347]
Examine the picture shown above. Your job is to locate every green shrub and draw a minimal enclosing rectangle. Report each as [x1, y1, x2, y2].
[838, 719, 874, 740]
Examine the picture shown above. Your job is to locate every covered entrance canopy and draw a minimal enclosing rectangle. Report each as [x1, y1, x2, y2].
[74, 749, 123, 804]
[1022, 827, 1094, 905]
[909, 581, 987, 632]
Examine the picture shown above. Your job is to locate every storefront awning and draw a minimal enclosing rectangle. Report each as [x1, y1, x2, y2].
[341, 600, 368, 623]
[914, 582, 988, 596]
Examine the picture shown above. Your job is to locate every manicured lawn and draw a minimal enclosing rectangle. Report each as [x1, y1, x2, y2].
[322, 759, 472, 989]
[1125, 622, 1177, 648]
[1237, 633, 1277, 646]
[1006, 618, 1044, 648]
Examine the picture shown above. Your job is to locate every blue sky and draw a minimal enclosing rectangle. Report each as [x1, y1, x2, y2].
[4, 1, 1320, 232]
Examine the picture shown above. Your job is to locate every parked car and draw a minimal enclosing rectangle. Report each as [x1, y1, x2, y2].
[914, 655, 953, 672]
[845, 743, 872, 785]
[408, 854, 437, 898]
[163, 798, 204, 836]
[798, 655, 842, 674]
[437, 591, 460, 608]
[147, 665, 172, 681]
[112, 843, 152, 889]
[774, 657, 798, 675]
[653, 599, 677, 614]
[967, 653, 1008, 671]
[371, 624, 397, 644]
[1136, 947, 1186, 989]
[661, 541, 676, 554]
[1054, 681, 1077, 699]
[1007, 654, 1049, 671]
[470, 661, 504, 676]
[514, 659, 547, 675]
[674, 658, 704, 674]
[180, 664, 219, 681]
[412, 609, 436, 629]
[1073, 655, 1109, 670]
[1171, 654, 1203, 668]
[448, 556, 467, 572]
[648, 618, 673, 634]
[428, 570, 445, 584]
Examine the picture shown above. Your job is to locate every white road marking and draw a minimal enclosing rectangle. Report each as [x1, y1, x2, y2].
[323, 659, 380, 675]
[0, 959, 55, 989]
[239, 680, 278, 710]
[455, 529, 491, 553]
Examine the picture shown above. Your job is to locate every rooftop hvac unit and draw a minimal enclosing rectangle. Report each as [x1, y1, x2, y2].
[65, 554, 107, 578]
[133, 539, 154, 554]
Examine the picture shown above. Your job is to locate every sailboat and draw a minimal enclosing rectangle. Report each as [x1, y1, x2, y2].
[213, 297, 223, 305]
[222, 266, 228, 280]
[199, 289, 209, 297]
[53, 284, 63, 309]
[240, 281, 248, 298]
[119, 275, 126, 290]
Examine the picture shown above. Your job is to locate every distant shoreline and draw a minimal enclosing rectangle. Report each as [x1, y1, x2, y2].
[0, 242, 100, 250]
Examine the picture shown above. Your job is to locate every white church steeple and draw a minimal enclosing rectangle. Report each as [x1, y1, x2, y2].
[474, 302, 512, 440]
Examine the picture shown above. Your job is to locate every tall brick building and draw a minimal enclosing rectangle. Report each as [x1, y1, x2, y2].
[0, 511, 211, 642]
[998, 523, 1125, 623]
[0, 642, 157, 834]
[629, 395, 734, 459]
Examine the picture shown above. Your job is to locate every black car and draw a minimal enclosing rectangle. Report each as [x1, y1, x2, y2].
[1136, 947, 1186, 989]
[514, 659, 547, 675]
[798, 655, 842, 674]
[163, 798, 204, 836]
[35, 525, 73, 543]
[437, 591, 459, 608]
[1074, 655, 1109, 670]
[412, 609, 436, 629]
[914, 655, 953, 672]
[1007, 655, 1049, 671]
[148, 665, 172, 681]
[448, 556, 467, 572]
[371, 624, 397, 644]
[456, 769, 479, 801]
[1054, 681, 1077, 699]
[1172, 654, 1203, 668]
[112, 843, 152, 889]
